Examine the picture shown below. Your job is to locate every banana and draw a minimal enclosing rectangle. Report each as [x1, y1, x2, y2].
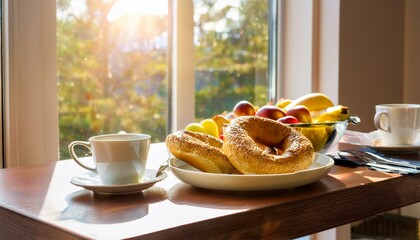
[297, 126, 332, 152]
[284, 93, 334, 112]
[313, 105, 350, 123]
[275, 99, 293, 109]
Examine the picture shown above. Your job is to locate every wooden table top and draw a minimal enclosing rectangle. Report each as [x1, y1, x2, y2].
[1, 141, 420, 240]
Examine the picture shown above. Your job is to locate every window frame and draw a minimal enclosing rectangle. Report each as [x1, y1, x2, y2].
[0, 0, 3, 168]
[3, 0, 58, 167]
[170, 0, 195, 133]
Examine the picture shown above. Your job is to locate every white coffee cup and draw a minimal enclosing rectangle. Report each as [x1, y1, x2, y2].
[69, 133, 151, 185]
[374, 104, 420, 146]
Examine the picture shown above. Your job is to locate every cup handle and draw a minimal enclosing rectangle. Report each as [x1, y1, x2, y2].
[374, 111, 391, 132]
[68, 141, 97, 173]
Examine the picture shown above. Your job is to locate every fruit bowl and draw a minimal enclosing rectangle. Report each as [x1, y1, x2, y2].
[288, 116, 360, 153]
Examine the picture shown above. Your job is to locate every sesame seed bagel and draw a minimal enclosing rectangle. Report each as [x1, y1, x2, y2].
[166, 130, 238, 174]
[222, 116, 314, 174]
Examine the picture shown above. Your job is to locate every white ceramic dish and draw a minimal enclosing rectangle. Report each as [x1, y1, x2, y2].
[70, 169, 167, 195]
[170, 153, 334, 191]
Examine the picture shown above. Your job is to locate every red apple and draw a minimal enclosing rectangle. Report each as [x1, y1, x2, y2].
[233, 100, 256, 116]
[286, 105, 312, 123]
[255, 105, 286, 120]
[277, 115, 299, 124]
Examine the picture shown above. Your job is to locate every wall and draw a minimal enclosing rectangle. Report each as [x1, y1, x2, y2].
[400, 0, 420, 222]
[404, 0, 420, 104]
[338, 0, 405, 132]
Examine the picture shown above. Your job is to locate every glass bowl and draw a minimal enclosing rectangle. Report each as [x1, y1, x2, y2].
[288, 116, 360, 153]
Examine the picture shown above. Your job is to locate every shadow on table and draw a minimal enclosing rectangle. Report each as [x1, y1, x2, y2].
[59, 186, 167, 224]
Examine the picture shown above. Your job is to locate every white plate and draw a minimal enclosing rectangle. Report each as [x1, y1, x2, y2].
[170, 153, 334, 191]
[70, 169, 167, 195]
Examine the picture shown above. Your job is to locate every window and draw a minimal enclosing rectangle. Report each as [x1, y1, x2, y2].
[57, 0, 169, 159]
[55, 0, 272, 160]
[4, 0, 331, 167]
[193, 0, 270, 119]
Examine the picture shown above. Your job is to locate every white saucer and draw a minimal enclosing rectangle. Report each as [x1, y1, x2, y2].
[70, 169, 167, 195]
[170, 153, 334, 192]
[368, 144, 420, 154]
[366, 131, 420, 153]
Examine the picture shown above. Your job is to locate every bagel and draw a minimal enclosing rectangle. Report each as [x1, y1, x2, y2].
[166, 130, 238, 174]
[222, 116, 314, 174]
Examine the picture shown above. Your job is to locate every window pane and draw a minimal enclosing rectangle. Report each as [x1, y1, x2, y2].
[57, 0, 168, 159]
[193, 0, 269, 120]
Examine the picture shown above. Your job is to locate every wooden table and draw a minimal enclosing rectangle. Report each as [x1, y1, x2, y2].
[1, 142, 420, 240]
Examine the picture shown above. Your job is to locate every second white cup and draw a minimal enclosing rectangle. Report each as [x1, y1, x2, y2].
[374, 104, 420, 146]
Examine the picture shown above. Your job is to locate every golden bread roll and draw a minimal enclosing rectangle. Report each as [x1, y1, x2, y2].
[222, 116, 314, 174]
[166, 130, 238, 174]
